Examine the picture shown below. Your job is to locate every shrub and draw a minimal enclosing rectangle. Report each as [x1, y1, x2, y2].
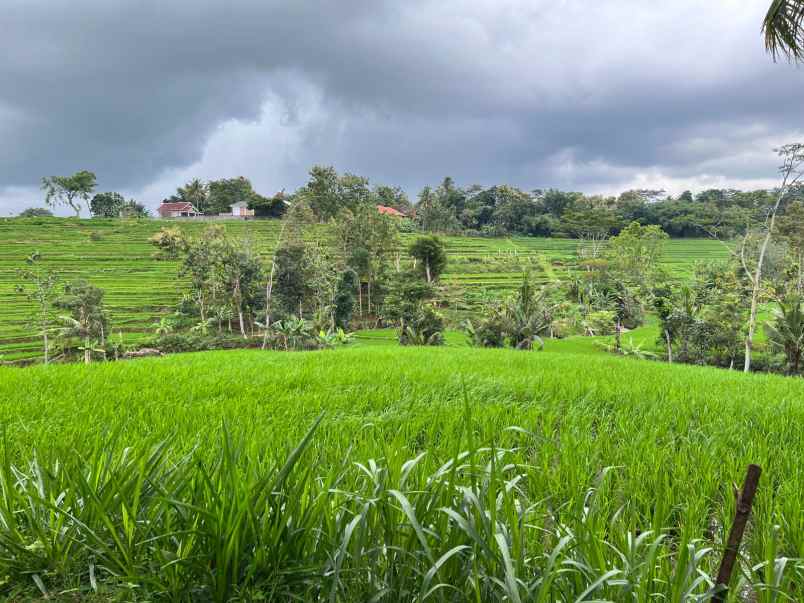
[400, 305, 444, 346]
[583, 310, 617, 336]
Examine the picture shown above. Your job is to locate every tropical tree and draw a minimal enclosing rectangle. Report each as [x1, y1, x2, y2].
[765, 293, 804, 374]
[15, 252, 59, 364]
[41, 170, 97, 217]
[54, 280, 109, 364]
[89, 192, 126, 217]
[763, 0, 804, 62]
[409, 236, 448, 283]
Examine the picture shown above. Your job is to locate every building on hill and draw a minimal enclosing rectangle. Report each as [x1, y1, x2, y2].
[157, 201, 200, 218]
[377, 204, 405, 217]
[225, 201, 255, 218]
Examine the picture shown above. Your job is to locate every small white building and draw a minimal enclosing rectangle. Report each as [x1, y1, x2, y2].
[229, 201, 255, 218]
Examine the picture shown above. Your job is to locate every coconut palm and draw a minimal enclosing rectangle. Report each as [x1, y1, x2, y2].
[763, 0, 804, 62]
[764, 294, 804, 374]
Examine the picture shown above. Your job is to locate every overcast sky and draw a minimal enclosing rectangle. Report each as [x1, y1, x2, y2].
[1, 0, 801, 215]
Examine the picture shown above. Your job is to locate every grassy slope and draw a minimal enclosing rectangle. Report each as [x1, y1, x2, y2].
[0, 345, 801, 597]
[0, 217, 729, 359]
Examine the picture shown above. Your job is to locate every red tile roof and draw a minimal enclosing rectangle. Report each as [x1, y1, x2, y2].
[158, 201, 198, 216]
[377, 204, 405, 217]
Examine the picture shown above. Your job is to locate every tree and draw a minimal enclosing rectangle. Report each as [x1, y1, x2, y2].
[206, 177, 260, 215]
[249, 193, 287, 218]
[333, 204, 399, 319]
[120, 200, 150, 218]
[175, 178, 209, 213]
[178, 226, 264, 337]
[374, 185, 412, 213]
[742, 144, 804, 372]
[777, 199, 804, 291]
[301, 166, 341, 221]
[606, 222, 669, 291]
[89, 192, 126, 217]
[42, 170, 97, 217]
[409, 236, 448, 283]
[15, 252, 59, 364]
[54, 280, 109, 364]
[216, 240, 264, 338]
[18, 208, 53, 218]
[763, 0, 804, 62]
[415, 186, 461, 233]
[764, 293, 804, 374]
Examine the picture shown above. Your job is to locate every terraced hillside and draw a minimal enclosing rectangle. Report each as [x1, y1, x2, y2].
[0, 217, 729, 359]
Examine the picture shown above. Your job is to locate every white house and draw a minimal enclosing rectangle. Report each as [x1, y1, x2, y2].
[229, 201, 255, 218]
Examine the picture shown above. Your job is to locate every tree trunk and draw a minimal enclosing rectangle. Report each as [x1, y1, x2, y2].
[425, 261, 432, 283]
[665, 329, 672, 363]
[43, 330, 49, 365]
[84, 338, 91, 365]
[745, 221, 777, 373]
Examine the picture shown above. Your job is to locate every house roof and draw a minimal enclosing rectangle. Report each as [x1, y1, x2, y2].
[159, 201, 197, 212]
[230, 201, 249, 208]
[377, 204, 405, 217]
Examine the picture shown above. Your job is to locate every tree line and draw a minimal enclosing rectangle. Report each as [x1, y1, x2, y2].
[20, 165, 804, 244]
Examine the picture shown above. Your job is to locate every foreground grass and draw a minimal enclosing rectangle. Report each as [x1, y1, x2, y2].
[0, 346, 801, 600]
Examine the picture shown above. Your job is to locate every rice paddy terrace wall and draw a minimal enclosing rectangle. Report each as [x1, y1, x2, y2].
[0, 217, 728, 359]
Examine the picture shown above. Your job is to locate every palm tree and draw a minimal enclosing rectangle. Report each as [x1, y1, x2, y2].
[763, 0, 804, 62]
[764, 294, 804, 374]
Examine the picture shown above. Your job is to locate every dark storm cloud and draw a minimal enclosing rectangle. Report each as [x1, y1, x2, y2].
[1, 1, 801, 212]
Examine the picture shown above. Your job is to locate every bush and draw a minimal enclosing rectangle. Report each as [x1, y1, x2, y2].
[150, 333, 209, 353]
[400, 305, 444, 346]
[463, 312, 506, 348]
[583, 310, 617, 336]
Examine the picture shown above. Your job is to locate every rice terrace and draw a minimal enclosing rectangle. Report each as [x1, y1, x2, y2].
[1, 2, 804, 602]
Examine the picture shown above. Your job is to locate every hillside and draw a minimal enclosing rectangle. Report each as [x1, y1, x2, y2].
[0, 345, 801, 599]
[0, 217, 729, 359]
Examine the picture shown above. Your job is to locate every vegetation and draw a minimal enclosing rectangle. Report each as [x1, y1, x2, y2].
[41, 170, 97, 218]
[0, 219, 735, 361]
[763, 0, 804, 62]
[0, 346, 802, 599]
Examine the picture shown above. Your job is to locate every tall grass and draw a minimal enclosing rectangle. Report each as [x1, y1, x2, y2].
[1, 415, 799, 600]
[0, 346, 802, 599]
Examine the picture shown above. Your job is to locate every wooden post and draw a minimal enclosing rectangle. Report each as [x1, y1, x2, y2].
[713, 464, 762, 602]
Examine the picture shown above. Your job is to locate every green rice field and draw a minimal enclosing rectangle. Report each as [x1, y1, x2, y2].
[0, 217, 729, 360]
[0, 345, 800, 600]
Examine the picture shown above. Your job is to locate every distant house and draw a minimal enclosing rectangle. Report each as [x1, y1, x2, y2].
[228, 201, 255, 218]
[377, 204, 405, 218]
[158, 201, 199, 218]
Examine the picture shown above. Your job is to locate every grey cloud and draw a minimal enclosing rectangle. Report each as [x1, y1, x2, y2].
[1, 0, 802, 214]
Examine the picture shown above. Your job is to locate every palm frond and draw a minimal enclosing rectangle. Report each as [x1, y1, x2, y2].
[763, 0, 804, 62]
